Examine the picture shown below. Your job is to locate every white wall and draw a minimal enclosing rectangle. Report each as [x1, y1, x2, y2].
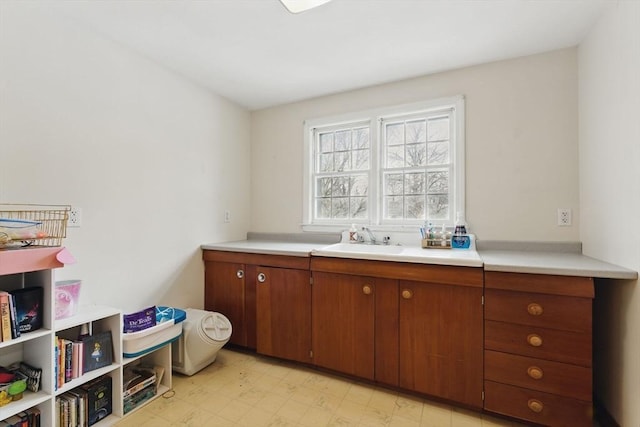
[250, 49, 580, 242]
[0, 3, 251, 312]
[579, 2, 640, 425]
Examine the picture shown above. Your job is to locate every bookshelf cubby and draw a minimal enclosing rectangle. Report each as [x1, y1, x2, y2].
[0, 247, 174, 426]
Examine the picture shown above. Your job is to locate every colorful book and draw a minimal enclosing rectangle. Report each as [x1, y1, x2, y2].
[12, 287, 43, 333]
[8, 293, 20, 339]
[82, 331, 113, 374]
[0, 292, 12, 342]
[64, 340, 73, 383]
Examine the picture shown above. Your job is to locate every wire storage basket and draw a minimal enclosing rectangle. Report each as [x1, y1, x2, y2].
[0, 204, 70, 248]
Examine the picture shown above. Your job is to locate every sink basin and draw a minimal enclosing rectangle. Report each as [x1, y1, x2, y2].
[317, 242, 404, 255]
[312, 241, 483, 267]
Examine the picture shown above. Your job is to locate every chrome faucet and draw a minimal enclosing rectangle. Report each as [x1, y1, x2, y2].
[362, 227, 378, 245]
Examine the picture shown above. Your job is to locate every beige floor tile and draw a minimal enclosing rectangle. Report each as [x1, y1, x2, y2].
[421, 401, 452, 427]
[276, 396, 311, 422]
[217, 398, 254, 423]
[300, 406, 336, 427]
[118, 349, 520, 427]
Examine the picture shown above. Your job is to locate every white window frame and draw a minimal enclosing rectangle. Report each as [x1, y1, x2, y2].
[302, 95, 465, 232]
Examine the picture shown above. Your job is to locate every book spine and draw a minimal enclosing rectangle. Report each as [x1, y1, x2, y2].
[72, 342, 81, 379]
[8, 293, 20, 339]
[64, 340, 73, 383]
[54, 338, 59, 392]
[0, 292, 11, 342]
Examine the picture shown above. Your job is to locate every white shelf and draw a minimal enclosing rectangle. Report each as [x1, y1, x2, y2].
[0, 247, 175, 426]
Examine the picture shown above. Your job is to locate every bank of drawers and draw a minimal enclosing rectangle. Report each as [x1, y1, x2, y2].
[484, 272, 594, 426]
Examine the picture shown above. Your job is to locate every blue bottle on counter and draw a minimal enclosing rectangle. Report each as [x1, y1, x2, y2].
[452, 213, 470, 249]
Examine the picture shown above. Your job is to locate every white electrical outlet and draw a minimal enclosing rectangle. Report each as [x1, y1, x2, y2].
[224, 210, 231, 223]
[557, 208, 571, 226]
[68, 207, 82, 227]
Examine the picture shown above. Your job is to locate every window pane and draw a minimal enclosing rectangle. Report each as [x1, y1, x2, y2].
[386, 145, 404, 168]
[350, 175, 368, 196]
[384, 173, 404, 196]
[353, 127, 369, 149]
[384, 196, 404, 219]
[335, 151, 351, 172]
[350, 197, 367, 219]
[317, 177, 332, 197]
[353, 149, 369, 170]
[405, 195, 425, 219]
[386, 123, 404, 145]
[427, 142, 449, 165]
[316, 198, 331, 219]
[427, 117, 449, 141]
[406, 120, 426, 143]
[332, 198, 349, 219]
[427, 195, 448, 219]
[404, 172, 425, 195]
[406, 143, 427, 167]
[331, 177, 349, 197]
[427, 171, 449, 194]
[319, 132, 333, 152]
[335, 130, 351, 151]
[319, 153, 333, 172]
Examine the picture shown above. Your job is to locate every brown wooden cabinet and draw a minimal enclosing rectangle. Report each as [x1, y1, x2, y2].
[311, 271, 398, 383]
[399, 278, 483, 408]
[203, 250, 311, 360]
[483, 271, 594, 426]
[256, 265, 311, 363]
[310, 256, 483, 403]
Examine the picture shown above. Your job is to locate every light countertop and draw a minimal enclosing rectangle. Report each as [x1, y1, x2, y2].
[201, 236, 637, 280]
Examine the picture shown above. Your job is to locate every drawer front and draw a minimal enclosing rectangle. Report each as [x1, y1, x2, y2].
[484, 380, 593, 427]
[484, 350, 591, 401]
[485, 320, 591, 367]
[485, 289, 592, 333]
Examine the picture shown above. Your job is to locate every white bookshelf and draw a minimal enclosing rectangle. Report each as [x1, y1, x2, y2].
[0, 247, 174, 426]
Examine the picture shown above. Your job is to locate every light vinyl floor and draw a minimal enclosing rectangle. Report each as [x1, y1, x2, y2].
[114, 348, 524, 427]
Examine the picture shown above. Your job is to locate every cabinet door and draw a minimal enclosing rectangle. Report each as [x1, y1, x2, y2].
[312, 272, 375, 381]
[204, 261, 247, 347]
[399, 280, 483, 408]
[256, 267, 311, 363]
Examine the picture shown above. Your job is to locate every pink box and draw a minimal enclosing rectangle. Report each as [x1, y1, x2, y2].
[55, 280, 81, 320]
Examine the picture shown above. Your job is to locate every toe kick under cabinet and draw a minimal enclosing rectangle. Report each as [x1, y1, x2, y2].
[483, 271, 594, 426]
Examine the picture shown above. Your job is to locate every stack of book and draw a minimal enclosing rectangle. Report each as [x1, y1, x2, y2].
[55, 331, 113, 390]
[55, 375, 111, 427]
[0, 287, 43, 342]
[122, 365, 163, 414]
[0, 408, 41, 427]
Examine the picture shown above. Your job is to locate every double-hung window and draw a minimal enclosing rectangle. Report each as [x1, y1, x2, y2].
[303, 96, 465, 230]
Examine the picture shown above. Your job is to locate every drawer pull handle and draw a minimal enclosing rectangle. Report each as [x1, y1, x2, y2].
[363, 285, 372, 295]
[527, 366, 544, 380]
[527, 399, 544, 413]
[401, 289, 413, 299]
[527, 303, 544, 316]
[257, 273, 266, 283]
[527, 334, 543, 347]
[236, 270, 244, 279]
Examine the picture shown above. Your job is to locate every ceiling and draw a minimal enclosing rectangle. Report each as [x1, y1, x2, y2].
[43, 0, 610, 110]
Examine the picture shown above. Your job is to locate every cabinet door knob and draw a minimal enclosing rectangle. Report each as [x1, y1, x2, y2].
[527, 399, 544, 413]
[401, 289, 413, 299]
[362, 285, 372, 295]
[527, 334, 543, 347]
[257, 273, 266, 283]
[527, 366, 544, 380]
[236, 269, 244, 279]
[527, 303, 543, 316]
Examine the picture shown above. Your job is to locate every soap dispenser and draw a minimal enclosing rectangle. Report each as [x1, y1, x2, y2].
[349, 224, 358, 243]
